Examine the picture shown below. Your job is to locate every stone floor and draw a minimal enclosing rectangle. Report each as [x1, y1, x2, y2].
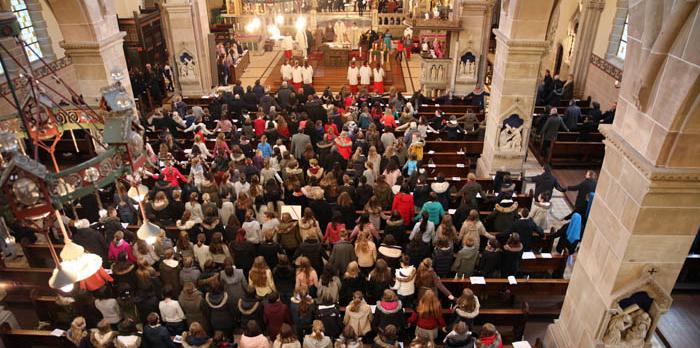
[239, 51, 284, 88]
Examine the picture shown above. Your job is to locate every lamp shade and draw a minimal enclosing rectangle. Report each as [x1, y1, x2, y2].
[59, 240, 103, 281]
[127, 184, 148, 202]
[137, 221, 161, 245]
[0, 131, 18, 153]
[48, 266, 78, 292]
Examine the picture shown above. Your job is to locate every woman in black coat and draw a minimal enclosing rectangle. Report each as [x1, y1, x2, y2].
[371, 290, 406, 338]
[500, 233, 524, 277]
[479, 239, 502, 277]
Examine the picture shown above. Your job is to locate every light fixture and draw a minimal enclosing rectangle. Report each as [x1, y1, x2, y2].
[245, 17, 262, 33]
[48, 266, 78, 293]
[275, 14, 284, 25]
[0, 131, 19, 153]
[137, 221, 161, 245]
[268, 24, 281, 40]
[127, 184, 148, 202]
[12, 177, 41, 206]
[295, 16, 306, 32]
[54, 211, 103, 282]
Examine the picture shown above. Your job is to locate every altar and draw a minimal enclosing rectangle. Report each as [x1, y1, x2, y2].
[322, 43, 350, 67]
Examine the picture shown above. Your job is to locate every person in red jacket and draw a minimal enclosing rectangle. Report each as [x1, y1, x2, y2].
[253, 113, 266, 137]
[160, 160, 188, 188]
[408, 289, 446, 341]
[392, 184, 415, 226]
[263, 292, 293, 338]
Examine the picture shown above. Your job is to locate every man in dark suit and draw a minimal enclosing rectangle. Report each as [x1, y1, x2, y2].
[504, 208, 544, 252]
[567, 170, 598, 217]
[525, 165, 566, 198]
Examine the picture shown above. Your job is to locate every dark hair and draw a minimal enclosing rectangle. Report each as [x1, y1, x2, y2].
[320, 264, 337, 286]
[245, 320, 262, 336]
[147, 312, 159, 325]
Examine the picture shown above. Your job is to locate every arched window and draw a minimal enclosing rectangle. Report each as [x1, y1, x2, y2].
[10, 0, 43, 62]
[616, 15, 628, 59]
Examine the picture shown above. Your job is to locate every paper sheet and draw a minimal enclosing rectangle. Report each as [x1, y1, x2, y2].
[281, 205, 302, 220]
[173, 335, 183, 343]
[121, 222, 129, 229]
[448, 209, 456, 215]
[522, 251, 536, 259]
[508, 276, 517, 285]
[452, 177, 461, 181]
[370, 305, 376, 313]
[469, 276, 486, 284]
[456, 163, 465, 168]
[50, 329, 65, 337]
[540, 253, 553, 258]
[476, 192, 481, 198]
[512, 341, 532, 348]
[428, 150, 435, 154]
[428, 164, 436, 168]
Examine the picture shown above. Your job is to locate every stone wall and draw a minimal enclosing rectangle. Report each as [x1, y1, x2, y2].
[583, 55, 620, 109]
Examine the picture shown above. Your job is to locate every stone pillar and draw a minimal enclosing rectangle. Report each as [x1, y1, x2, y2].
[545, 1, 700, 347]
[371, 9, 379, 31]
[26, 0, 56, 62]
[570, 0, 605, 98]
[46, 0, 133, 104]
[452, 0, 494, 95]
[476, 0, 552, 176]
[162, 0, 213, 97]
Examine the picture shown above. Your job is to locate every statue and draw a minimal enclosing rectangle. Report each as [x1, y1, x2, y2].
[498, 114, 524, 152]
[603, 308, 633, 345]
[603, 304, 653, 346]
[625, 312, 652, 344]
[178, 51, 196, 81]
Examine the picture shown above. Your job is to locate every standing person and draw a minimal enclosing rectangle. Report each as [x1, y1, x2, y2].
[347, 62, 360, 94]
[359, 62, 372, 91]
[292, 61, 304, 92]
[566, 170, 598, 217]
[407, 290, 446, 341]
[264, 292, 293, 339]
[539, 108, 569, 159]
[158, 286, 187, 336]
[303, 320, 333, 348]
[280, 59, 292, 81]
[302, 61, 314, 86]
[476, 323, 503, 348]
[372, 63, 385, 94]
[343, 291, 373, 338]
[282, 34, 295, 61]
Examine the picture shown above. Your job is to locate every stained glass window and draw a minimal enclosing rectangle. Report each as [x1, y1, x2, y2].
[616, 15, 628, 60]
[1, 0, 43, 74]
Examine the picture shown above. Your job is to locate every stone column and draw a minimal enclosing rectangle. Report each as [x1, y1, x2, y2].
[452, 0, 494, 95]
[570, 0, 605, 98]
[45, 0, 133, 105]
[162, 0, 213, 97]
[545, 1, 700, 347]
[26, 0, 56, 62]
[476, 0, 552, 176]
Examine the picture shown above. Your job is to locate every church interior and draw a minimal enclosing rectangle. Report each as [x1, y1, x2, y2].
[0, 0, 698, 347]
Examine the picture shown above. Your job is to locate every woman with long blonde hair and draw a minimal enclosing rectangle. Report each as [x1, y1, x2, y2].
[343, 291, 372, 337]
[408, 289, 445, 341]
[303, 320, 332, 348]
[249, 256, 276, 297]
[354, 231, 377, 274]
[453, 288, 480, 331]
[294, 256, 319, 291]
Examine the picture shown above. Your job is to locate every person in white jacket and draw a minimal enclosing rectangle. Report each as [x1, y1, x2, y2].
[302, 61, 314, 85]
[359, 61, 371, 91]
[280, 60, 293, 82]
[282, 33, 294, 60]
[391, 255, 416, 305]
[347, 61, 359, 94]
[291, 61, 304, 92]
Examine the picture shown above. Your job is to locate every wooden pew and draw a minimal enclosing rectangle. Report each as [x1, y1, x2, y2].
[22, 244, 64, 268]
[420, 104, 483, 114]
[0, 329, 73, 348]
[0, 267, 54, 295]
[424, 177, 525, 193]
[520, 254, 567, 277]
[422, 152, 471, 165]
[545, 141, 605, 167]
[425, 140, 483, 153]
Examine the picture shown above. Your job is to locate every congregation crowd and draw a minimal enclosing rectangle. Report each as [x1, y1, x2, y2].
[9, 69, 595, 348]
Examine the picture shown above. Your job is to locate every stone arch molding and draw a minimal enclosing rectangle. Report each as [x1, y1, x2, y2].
[595, 265, 672, 347]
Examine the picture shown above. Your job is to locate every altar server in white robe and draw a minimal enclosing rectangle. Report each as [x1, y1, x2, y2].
[302, 61, 314, 85]
[291, 61, 304, 92]
[359, 61, 372, 91]
[282, 33, 294, 60]
[295, 29, 309, 59]
[280, 60, 293, 82]
[347, 61, 359, 94]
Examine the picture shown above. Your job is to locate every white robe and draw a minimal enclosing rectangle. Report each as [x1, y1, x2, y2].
[302, 66, 314, 84]
[359, 66, 372, 85]
[292, 66, 303, 83]
[347, 66, 359, 85]
[373, 68, 384, 82]
[348, 25, 362, 49]
[281, 36, 294, 51]
[281, 64, 293, 81]
[295, 30, 308, 58]
[334, 21, 347, 43]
